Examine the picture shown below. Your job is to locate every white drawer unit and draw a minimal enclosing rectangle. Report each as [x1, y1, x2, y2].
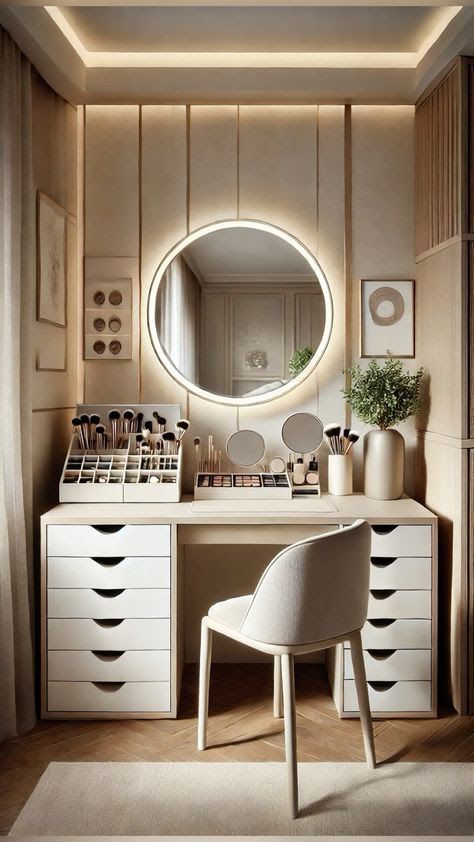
[370, 524, 431, 557]
[48, 681, 171, 713]
[47, 524, 170, 557]
[42, 519, 177, 719]
[47, 556, 170, 589]
[48, 588, 171, 619]
[48, 650, 171, 682]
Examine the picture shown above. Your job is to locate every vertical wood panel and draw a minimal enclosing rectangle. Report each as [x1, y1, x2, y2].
[189, 106, 238, 230]
[415, 66, 461, 256]
[85, 106, 139, 257]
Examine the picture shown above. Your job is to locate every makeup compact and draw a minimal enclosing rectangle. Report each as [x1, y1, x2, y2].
[60, 404, 184, 503]
[281, 412, 323, 497]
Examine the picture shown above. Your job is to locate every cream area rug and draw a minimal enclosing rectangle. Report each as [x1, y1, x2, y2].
[9, 761, 473, 836]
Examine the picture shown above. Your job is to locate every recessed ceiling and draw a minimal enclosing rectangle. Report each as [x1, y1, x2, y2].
[60, 6, 445, 53]
[1, 3, 474, 104]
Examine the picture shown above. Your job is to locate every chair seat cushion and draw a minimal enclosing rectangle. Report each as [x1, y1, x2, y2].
[208, 595, 252, 630]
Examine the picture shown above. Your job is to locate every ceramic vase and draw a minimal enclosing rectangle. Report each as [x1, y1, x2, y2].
[363, 429, 405, 500]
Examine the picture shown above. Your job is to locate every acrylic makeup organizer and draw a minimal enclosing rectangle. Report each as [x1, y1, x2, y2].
[60, 404, 183, 503]
[194, 472, 292, 500]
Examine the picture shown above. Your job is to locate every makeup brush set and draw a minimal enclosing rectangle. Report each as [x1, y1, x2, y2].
[323, 424, 359, 455]
[60, 404, 185, 503]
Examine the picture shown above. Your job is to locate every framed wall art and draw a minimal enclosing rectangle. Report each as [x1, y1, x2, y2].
[360, 279, 415, 358]
[37, 192, 67, 328]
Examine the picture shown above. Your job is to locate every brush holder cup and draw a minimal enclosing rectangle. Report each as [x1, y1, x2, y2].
[327, 453, 353, 496]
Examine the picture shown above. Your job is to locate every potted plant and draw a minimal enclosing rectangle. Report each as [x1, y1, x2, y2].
[288, 346, 313, 377]
[341, 358, 423, 500]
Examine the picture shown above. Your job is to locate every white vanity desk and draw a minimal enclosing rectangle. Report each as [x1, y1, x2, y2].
[41, 494, 437, 722]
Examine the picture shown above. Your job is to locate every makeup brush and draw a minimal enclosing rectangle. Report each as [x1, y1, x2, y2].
[162, 430, 177, 456]
[95, 424, 106, 451]
[152, 411, 160, 433]
[72, 417, 85, 450]
[144, 420, 153, 435]
[324, 423, 341, 455]
[80, 414, 91, 450]
[344, 430, 360, 454]
[136, 412, 144, 434]
[158, 415, 166, 433]
[90, 414, 100, 448]
[123, 408, 135, 434]
[108, 409, 120, 450]
[193, 436, 201, 473]
[175, 418, 190, 443]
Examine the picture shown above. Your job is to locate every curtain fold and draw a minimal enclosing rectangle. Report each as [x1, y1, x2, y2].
[0, 26, 36, 741]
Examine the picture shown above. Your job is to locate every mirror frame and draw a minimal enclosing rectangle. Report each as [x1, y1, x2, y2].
[147, 219, 334, 407]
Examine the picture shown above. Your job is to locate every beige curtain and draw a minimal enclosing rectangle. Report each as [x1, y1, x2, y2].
[0, 27, 36, 741]
[158, 254, 201, 382]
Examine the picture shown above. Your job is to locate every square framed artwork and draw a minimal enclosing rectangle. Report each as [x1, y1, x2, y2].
[360, 279, 415, 358]
[37, 192, 67, 328]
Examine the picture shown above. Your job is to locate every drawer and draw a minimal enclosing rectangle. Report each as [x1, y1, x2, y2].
[48, 650, 170, 682]
[370, 525, 431, 557]
[48, 589, 170, 619]
[343, 679, 432, 712]
[47, 556, 170, 589]
[48, 681, 170, 712]
[344, 649, 431, 681]
[344, 619, 431, 650]
[369, 557, 431, 590]
[47, 524, 170, 557]
[368, 589, 431, 619]
[48, 618, 170, 650]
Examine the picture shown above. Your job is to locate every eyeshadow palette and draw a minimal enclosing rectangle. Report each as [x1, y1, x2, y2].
[194, 472, 292, 500]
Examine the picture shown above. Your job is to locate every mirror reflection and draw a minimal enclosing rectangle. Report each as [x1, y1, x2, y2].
[154, 225, 327, 399]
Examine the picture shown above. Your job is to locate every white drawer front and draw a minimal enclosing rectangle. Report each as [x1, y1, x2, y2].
[368, 589, 431, 619]
[47, 556, 170, 589]
[47, 524, 170, 557]
[344, 619, 431, 650]
[370, 525, 431, 557]
[48, 681, 170, 712]
[370, 557, 431, 590]
[344, 649, 431, 681]
[344, 679, 432, 712]
[48, 589, 170, 619]
[48, 650, 170, 682]
[48, 618, 170, 650]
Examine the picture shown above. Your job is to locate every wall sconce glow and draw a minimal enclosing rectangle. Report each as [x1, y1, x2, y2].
[147, 219, 334, 407]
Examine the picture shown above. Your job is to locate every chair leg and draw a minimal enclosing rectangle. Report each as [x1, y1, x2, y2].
[281, 653, 298, 819]
[273, 655, 283, 718]
[197, 619, 213, 751]
[349, 630, 376, 769]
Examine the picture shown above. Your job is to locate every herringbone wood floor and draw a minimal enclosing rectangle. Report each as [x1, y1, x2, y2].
[1, 664, 473, 834]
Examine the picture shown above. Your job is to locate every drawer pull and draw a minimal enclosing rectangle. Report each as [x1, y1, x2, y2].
[92, 588, 125, 598]
[92, 525, 125, 535]
[367, 619, 396, 628]
[92, 618, 124, 628]
[371, 557, 396, 568]
[91, 557, 125, 566]
[371, 525, 397, 535]
[367, 649, 396, 660]
[368, 681, 397, 692]
[92, 681, 125, 692]
[370, 589, 396, 600]
[91, 651, 125, 661]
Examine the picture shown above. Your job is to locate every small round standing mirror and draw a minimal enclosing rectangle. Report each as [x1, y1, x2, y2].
[226, 430, 265, 467]
[281, 412, 324, 454]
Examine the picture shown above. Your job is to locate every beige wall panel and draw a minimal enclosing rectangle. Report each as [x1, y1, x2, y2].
[238, 106, 318, 252]
[189, 105, 238, 230]
[83, 257, 140, 404]
[141, 105, 188, 407]
[85, 106, 139, 257]
[32, 70, 68, 212]
[416, 437, 467, 713]
[315, 105, 346, 431]
[352, 106, 417, 495]
[65, 103, 78, 217]
[183, 394, 238, 492]
[33, 408, 73, 519]
[416, 242, 466, 439]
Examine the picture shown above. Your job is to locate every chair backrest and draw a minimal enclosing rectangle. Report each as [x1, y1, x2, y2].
[239, 519, 371, 646]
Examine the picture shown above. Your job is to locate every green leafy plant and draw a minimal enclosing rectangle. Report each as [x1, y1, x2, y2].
[289, 346, 314, 377]
[342, 358, 424, 430]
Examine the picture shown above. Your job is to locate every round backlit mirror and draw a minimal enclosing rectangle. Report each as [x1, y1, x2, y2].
[226, 430, 265, 467]
[148, 220, 333, 406]
[281, 412, 324, 454]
